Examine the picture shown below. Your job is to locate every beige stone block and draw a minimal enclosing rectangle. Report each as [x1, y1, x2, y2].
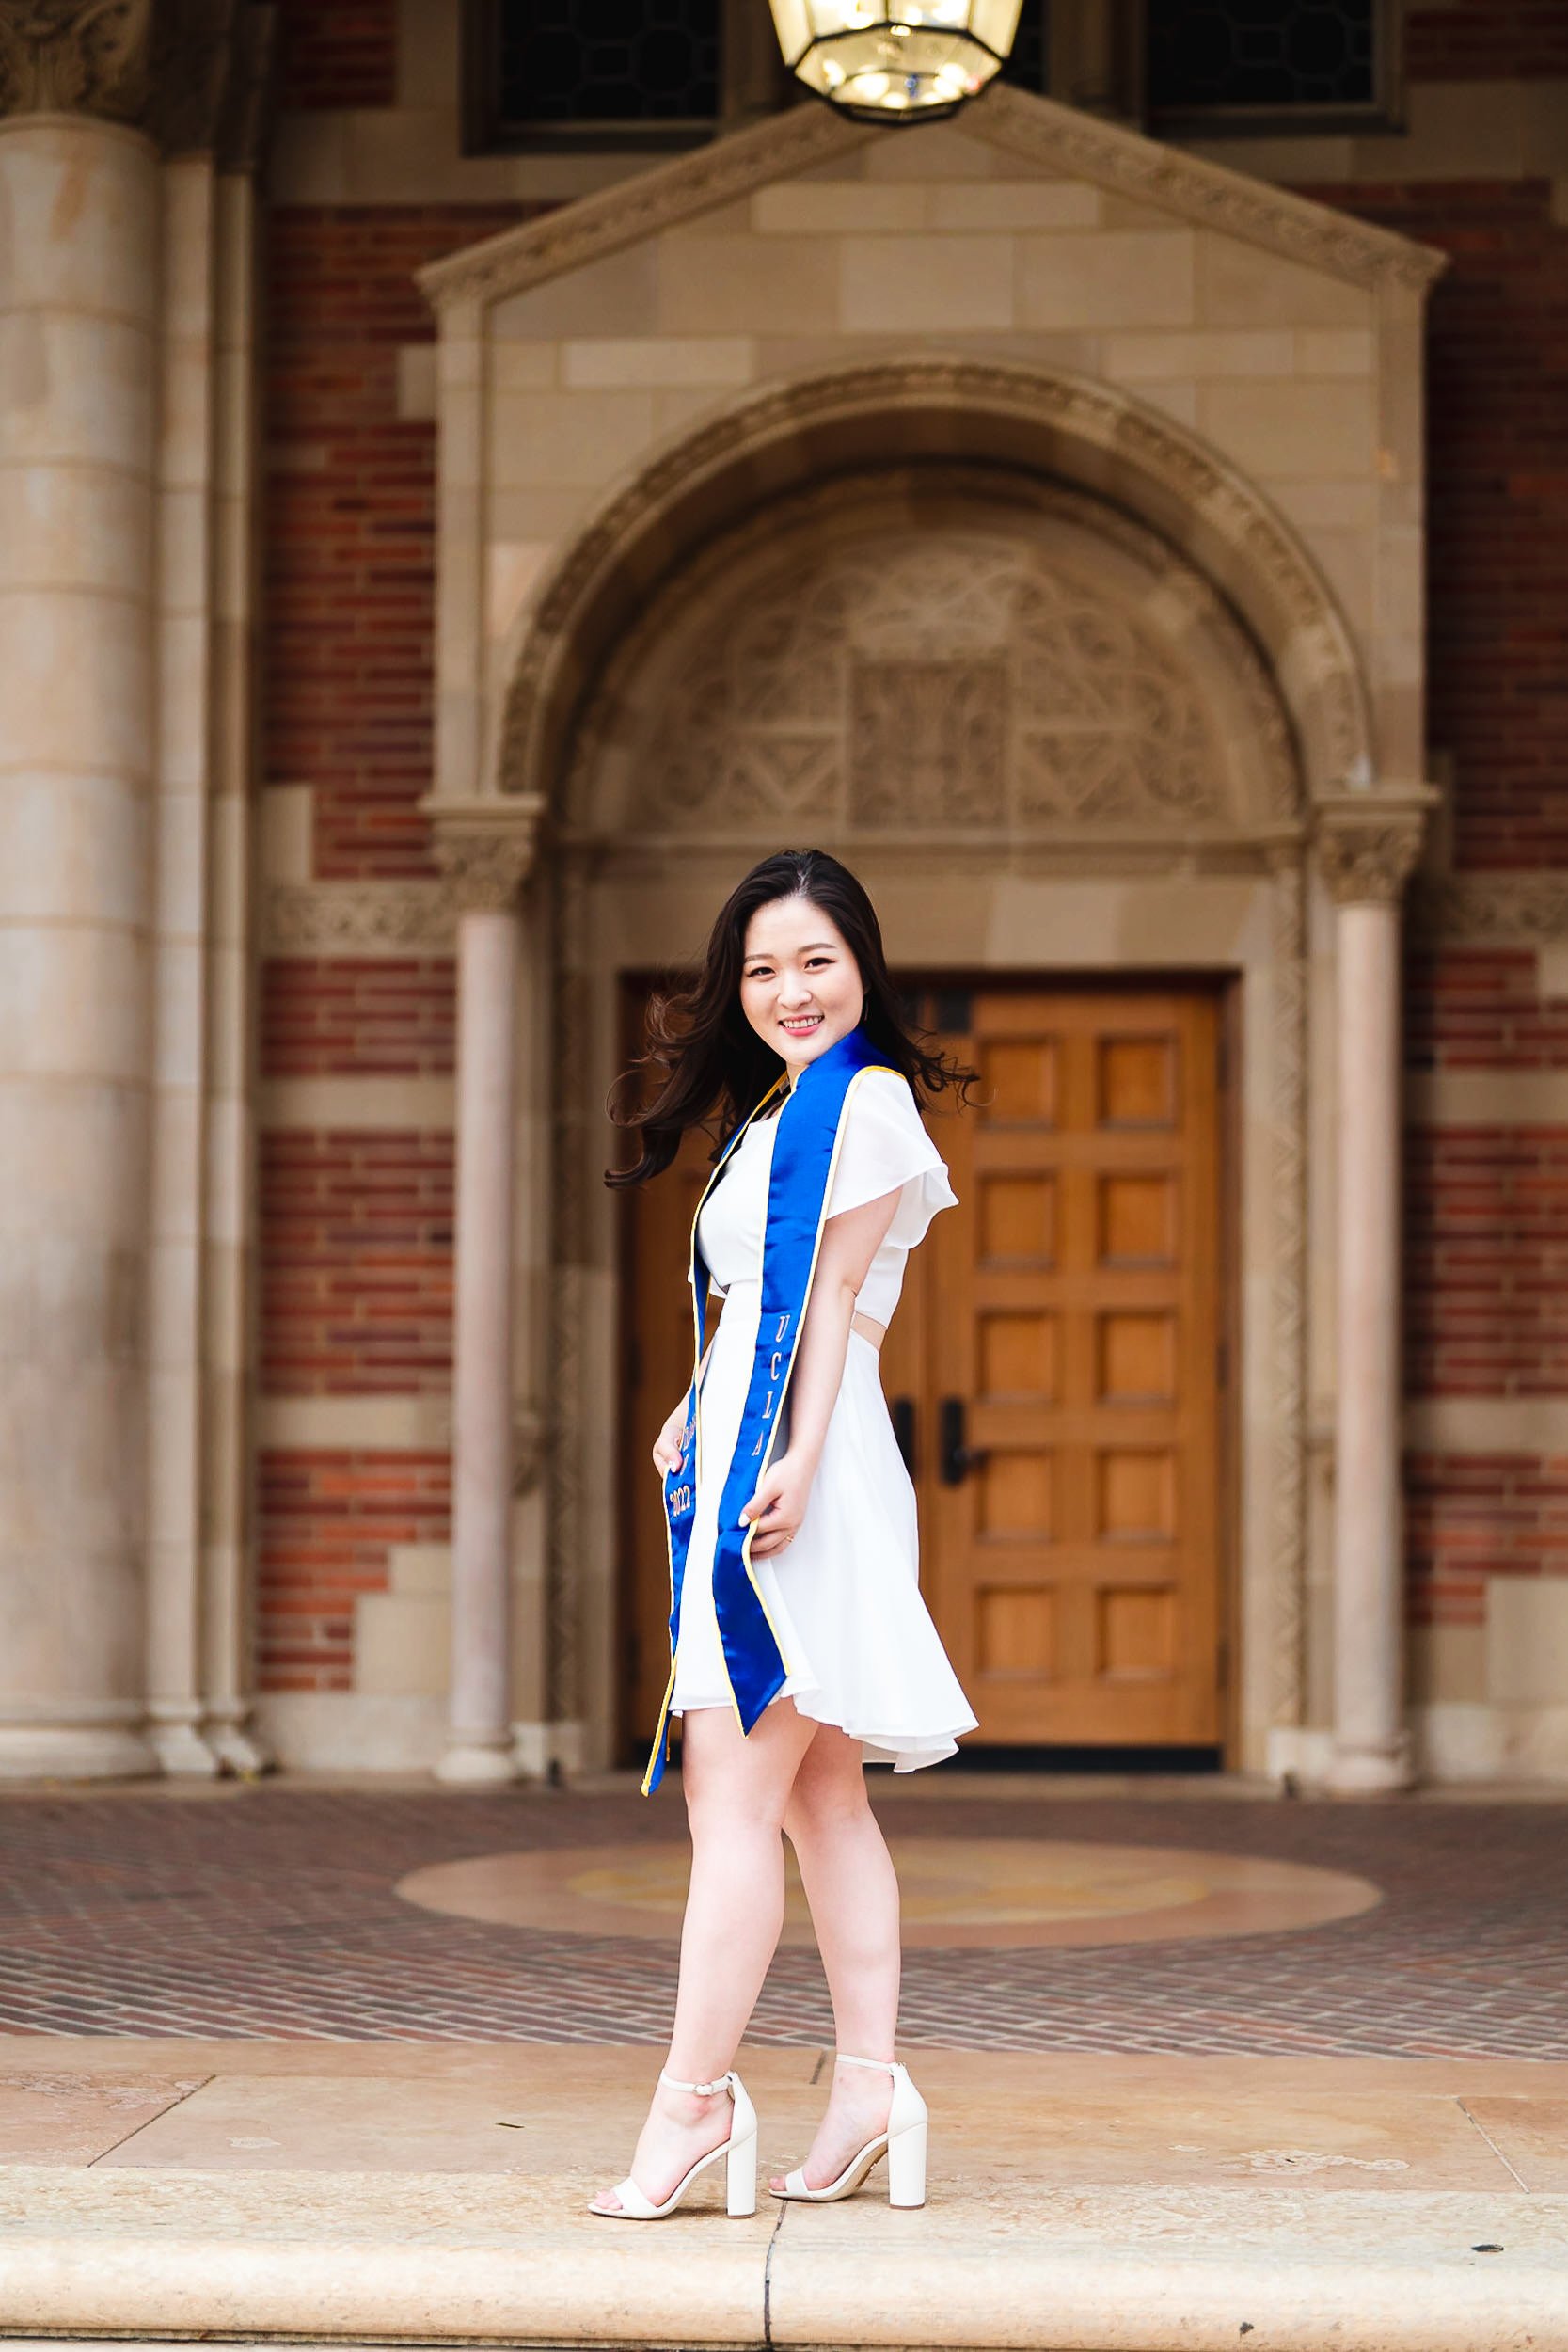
[488, 389, 657, 489]
[1271, 479, 1379, 532]
[1300, 525, 1373, 638]
[153, 786, 205, 945]
[1488, 1578, 1568, 1708]
[253, 1689, 447, 1772]
[256, 1076, 455, 1131]
[1105, 329, 1293, 381]
[149, 1092, 201, 1244]
[489, 485, 595, 544]
[561, 335, 753, 389]
[0, 923, 150, 1082]
[1018, 231, 1195, 329]
[1297, 329, 1374, 376]
[0, 771, 149, 926]
[1097, 193, 1185, 232]
[153, 935, 204, 1091]
[0, 464, 151, 597]
[0, 122, 157, 322]
[841, 233, 1014, 332]
[396, 343, 436, 420]
[157, 485, 208, 619]
[0, 587, 152, 780]
[259, 784, 314, 884]
[146, 1369, 198, 1544]
[160, 158, 214, 344]
[486, 541, 553, 643]
[0, 2067, 198, 2162]
[657, 233, 837, 335]
[653, 386, 734, 438]
[0, 311, 154, 474]
[490, 340, 558, 393]
[157, 612, 210, 794]
[1197, 236, 1371, 330]
[1198, 380, 1375, 480]
[154, 336, 214, 497]
[930, 180, 1100, 231]
[356, 1590, 449, 1697]
[861, 121, 997, 180]
[1131, 379, 1198, 432]
[0, 1086, 148, 1242]
[388, 1542, 451, 1596]
[753, 181, 923, 234]
[254, 1395, 449, 1451]
[493, 243, 659, 341]
[1408, 1625, 1486, 1708]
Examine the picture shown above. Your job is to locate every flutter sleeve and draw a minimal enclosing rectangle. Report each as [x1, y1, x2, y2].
[826, 1068, 958, 1252]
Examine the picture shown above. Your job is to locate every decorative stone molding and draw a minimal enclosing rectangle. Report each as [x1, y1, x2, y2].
[499, 358, 1370, 823]
[416, 80, 1443, 315]
[1315, 790, 1437, 906]
[261, 882, 453, 958]
[425, 795, 546, 915]
[1409, 872, 1568, 946]
[0, 0, 274, 161]
[0, 0, 150, 120]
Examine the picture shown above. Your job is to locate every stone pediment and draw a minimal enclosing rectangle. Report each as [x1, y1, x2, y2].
[417, 82, 1445, 314]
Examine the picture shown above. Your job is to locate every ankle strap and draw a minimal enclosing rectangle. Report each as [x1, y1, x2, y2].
[835, 2052, 899, 2073]
[659, 2067, 733, 2096]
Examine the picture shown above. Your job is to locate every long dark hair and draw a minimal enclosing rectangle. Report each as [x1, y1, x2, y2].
[606, 849, 976, 1188]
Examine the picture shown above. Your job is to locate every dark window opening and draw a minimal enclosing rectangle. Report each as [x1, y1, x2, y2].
[468, 0, 721, 151]
[1147, 0, 1391, 130]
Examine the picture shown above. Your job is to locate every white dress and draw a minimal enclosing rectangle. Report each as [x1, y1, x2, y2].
[670, 1068, 979, 1771]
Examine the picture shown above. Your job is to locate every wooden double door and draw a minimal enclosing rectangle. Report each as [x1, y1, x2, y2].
[620, 985, 1227, 1756]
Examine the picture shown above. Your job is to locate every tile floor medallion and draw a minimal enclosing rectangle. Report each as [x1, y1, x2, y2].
[395, 1839, 1382, 1949]
[0, 1787, 1565, 2056]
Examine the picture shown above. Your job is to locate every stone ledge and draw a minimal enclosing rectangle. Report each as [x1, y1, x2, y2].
[0, 2168, 1562, 2349]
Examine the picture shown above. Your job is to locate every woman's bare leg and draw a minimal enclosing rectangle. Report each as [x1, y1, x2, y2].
[770, 1725, 901, 2192]
[592, 1697, 819, 2213]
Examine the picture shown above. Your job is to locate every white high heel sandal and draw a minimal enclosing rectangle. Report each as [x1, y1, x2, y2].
[770, 2052, 927, 2209]
[590, 2069, 758, 2220]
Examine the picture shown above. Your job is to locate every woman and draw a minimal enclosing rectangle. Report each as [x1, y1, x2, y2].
[594, 849, 977, 2222]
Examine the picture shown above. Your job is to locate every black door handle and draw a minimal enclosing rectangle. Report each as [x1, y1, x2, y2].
[891, 1395, 916, 1475]
[940, 1396, 985, 1486]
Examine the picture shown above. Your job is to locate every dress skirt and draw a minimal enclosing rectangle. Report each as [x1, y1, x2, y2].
[670, 1279, 978, 1771]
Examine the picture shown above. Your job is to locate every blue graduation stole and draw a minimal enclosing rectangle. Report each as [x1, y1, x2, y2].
[642, 1025, 895, 1795]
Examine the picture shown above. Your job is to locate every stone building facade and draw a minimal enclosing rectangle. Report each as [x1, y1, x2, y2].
[2, 0, 1566, 1785]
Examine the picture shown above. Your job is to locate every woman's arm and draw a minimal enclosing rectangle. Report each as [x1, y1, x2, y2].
[651, 1305, 723, 1474]
[740, 1187, 899, 1556]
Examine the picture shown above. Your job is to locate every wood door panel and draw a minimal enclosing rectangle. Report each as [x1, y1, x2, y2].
[927, 987, 1223, 1748]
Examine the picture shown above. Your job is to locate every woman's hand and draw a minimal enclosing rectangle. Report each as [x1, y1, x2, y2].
[740, 1450, 816, 1557]
[652, 1399, 691, 1478]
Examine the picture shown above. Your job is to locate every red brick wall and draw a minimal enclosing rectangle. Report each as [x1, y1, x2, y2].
[259, 197, 532, 1694]
[1407, 5, 1568, 81]
[262, 960, 456, 1078]
[260, 1134, 453, 1396]
[1313, 173, 1568, 1629]
[275, 0, 399, 111]
[258, 1450, 451, 1692]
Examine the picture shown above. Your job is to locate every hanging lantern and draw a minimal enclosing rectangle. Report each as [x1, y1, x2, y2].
[768, 0, 1024, 123]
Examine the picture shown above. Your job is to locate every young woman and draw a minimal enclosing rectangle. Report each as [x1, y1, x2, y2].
[594, 849, 977, 2222]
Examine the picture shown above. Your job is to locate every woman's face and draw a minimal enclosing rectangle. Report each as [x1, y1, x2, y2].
[738, 895, 863, 1076]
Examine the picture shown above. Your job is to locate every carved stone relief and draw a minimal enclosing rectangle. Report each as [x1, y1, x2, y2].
[575, 470, 1290, 850]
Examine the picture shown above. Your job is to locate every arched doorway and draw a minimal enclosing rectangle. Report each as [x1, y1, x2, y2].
[530, 444, 1311, 1771]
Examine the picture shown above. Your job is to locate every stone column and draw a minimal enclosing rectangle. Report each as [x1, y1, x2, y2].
[1317, 796, 1430, 1795]
[0, 93, 161, 1775]
[430, 807, 542, 1784]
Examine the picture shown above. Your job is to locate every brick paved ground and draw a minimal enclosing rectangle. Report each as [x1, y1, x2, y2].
[0, 1785, 1563, 2058]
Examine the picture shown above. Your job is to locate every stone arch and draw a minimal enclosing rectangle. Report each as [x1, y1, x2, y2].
[562, 466, 1301, 851]
[494, 356, 1372, 821]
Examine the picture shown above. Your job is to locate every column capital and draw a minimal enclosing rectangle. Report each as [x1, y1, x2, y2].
[426, 796, 546, 916]
[1314, 787, 1439, 908]
[0, 0, 276, 167]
